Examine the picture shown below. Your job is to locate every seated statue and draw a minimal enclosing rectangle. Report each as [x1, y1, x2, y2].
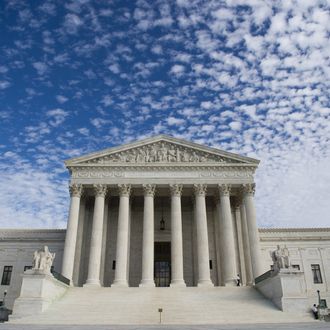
[271, 245, 291, 272]
[32, 246, 56, 274]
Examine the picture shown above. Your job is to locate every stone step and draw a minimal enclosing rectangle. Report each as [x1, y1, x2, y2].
[10, 287, 313, 324]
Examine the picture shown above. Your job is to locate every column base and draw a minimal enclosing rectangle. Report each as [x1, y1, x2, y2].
[139, 279, 155, 287]
[197, 279, 214, 287]
[170, 280, 186, 287]
[112, 280, 129, 287]
[83, 279, 101, 288]
[224, 279, 237, 287]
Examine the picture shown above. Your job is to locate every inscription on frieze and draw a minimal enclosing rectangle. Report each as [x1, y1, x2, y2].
[72, 169, 254, 179]
[84, 141, 238, 164]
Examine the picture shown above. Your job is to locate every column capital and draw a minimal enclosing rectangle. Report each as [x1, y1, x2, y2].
[143, 184, 156, 197]
[193, 184, 207, 196]
[69, 183, 83, 197]
[93, 184, 108, 197]
[241, 183, 256, 196]
[170, 184, 183, 197]
[118, 184, 131, 197]
[218, 184, 231, 196]
[234, 196, 243, 209]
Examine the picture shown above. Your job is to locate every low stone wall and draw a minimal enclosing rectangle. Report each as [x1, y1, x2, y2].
[10, 270, 69, 319]
[255, 268, 309, 313]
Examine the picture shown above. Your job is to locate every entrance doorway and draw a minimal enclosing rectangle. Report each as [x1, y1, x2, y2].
[154, 242, 171, 287]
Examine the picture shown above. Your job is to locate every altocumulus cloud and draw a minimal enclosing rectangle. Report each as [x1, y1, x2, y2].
[0, 0, 329, 228]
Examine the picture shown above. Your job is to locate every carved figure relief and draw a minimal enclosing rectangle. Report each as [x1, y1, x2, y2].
[84, 141, 234, 164]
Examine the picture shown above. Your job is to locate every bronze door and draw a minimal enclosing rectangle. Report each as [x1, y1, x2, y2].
[154, 242, 171, 287]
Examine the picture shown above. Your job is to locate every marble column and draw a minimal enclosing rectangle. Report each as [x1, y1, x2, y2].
[218, 184, 236, 286]
[62, 184, 83, 283]
[85, 184, 108, 287]
[240, 202, 253, 285]
[193, 184, 213, 287]
[113, 184, 131, 287]
[170, 184, 186, 287]
[140, 184, 156, 287]
[242, 183, 263, 280]
[234, 199, 246, 285]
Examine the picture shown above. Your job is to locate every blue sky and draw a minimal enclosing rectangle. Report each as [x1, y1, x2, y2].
[0, 0, 329, 228]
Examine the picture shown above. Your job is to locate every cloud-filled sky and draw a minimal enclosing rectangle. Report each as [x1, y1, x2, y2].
[0, 0, 329, 229]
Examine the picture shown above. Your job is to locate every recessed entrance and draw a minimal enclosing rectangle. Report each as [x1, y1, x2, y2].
[154, 242, 171, 287]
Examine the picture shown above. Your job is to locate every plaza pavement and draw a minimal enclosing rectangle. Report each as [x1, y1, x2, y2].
[0, 323, 329, 330]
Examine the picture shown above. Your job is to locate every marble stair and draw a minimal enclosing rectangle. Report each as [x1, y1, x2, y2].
[10, 286, 313, 325]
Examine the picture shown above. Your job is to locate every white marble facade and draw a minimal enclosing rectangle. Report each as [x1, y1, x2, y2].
[1, 135, 329, 309]
[61, 135, 263, 288]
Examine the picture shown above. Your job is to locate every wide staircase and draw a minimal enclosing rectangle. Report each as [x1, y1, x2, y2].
[10, 286, 312, 325]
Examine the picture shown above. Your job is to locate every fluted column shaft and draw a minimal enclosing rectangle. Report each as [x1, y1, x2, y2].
[194, 184, 213, 287]
[218, 184, 237, 286]
[140, 184, 156, 287]
[85, 184, 108, 286]
[240, 203, 253, 285]
[113, 184, 131, 287]
[242, 184, 263, 280]
[170, 184, 186, 287]
[62, 184, 83, 283]
[234, 201, 246, 285]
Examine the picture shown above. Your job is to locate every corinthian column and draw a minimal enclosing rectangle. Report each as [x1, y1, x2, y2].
[217, 184, 236, 286]
[62, 184, 83, 283]
[242, 183, 263, 280]
[140, 184, 156, 287]
[170, 184, 186, 287]
[85, 184, 108, 287]
[240, 202, 253, 285]
[113, 184, 131, 287]
[193, 184, 213, 287]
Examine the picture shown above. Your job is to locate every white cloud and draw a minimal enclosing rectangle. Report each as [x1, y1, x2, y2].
[46, 108, 69, 127]
[32, 62, 48, 75]
[0, 81, 11, 89]
[170, 64, 185, 76]
[229, 121, 242, 131]
[63, 13, 83, 34]
[167, 116, 185, 126]
[56, 95, 69, 104]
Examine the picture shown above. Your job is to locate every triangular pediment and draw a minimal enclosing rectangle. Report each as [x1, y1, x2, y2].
[65, 135, 259, 166]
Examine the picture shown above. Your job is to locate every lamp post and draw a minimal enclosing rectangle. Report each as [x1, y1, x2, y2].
[3, 290, 7, 307]
[317, 289, 321, 306]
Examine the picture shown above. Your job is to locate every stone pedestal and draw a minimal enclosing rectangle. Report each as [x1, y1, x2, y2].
[11, 270, 68, 319]
[255, 268, 309, 313]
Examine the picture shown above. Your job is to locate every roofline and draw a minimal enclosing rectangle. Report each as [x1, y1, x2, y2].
[259, 227, 330, 232]
[65, 134, 260, 166]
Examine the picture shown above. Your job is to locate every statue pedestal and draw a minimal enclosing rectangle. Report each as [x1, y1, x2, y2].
[255, 268, 309, 313]
[11, 270, 69, 319]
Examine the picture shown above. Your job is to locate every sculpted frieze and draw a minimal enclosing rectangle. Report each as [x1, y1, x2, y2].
[83, 141, 236, 164]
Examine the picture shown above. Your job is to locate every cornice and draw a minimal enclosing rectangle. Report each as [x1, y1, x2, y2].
[259, 228, 330, 233]
[0, 229, 66, 242]
[259, 227, 330, 242]
[68, 163, 257, 169]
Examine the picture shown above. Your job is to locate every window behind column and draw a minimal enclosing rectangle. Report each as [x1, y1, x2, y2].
[1, 266, 13, 285]
[311, 264, 322, 284]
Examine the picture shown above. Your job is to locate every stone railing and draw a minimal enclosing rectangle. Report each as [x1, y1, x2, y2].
[254, 270, 273, 284]
[52, 270, 70, 286]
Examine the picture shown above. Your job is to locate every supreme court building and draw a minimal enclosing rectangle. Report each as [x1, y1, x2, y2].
[1, 135, 330, 324]
[61, 134, 262, 288]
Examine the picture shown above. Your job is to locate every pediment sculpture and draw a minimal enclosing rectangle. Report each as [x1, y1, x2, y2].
[84, 141, 237, 164]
